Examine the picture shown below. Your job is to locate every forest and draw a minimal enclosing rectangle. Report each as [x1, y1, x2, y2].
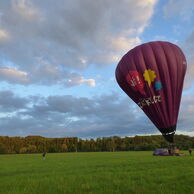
[0, 134, 193, 154]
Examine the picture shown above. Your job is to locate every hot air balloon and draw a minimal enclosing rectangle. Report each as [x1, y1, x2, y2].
[115, 41, 187, 143]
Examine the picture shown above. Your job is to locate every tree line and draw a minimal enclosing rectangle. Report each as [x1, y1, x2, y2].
[0, 134, 193, 154]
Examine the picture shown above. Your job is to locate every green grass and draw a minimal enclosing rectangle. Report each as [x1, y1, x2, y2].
[0, 151, 194, 194]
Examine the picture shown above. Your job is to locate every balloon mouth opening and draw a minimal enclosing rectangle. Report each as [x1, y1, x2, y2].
[163, 132, 175, 143]
[160, 125, 176, 143]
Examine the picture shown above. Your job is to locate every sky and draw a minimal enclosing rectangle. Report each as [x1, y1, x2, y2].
[0, 0, 194, 138]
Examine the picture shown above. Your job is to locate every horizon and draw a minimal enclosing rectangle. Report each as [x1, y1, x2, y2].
[1, 132, 193, 139]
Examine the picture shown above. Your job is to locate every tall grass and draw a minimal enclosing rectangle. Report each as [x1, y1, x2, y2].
[0, 151, 193, 194]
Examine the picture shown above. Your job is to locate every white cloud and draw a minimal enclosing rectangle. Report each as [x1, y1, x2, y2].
[0, 66, 29, 84]
[176, 130, 194, 137]
[0, 29, 10, 42]
[137, 0, 157, 6]
[11, 0, 40, 20]
[0, 0, 166, 137]
[80, 78, 96, 87]
[67, 76, 96, 87]
[0, 0, 158, 84]
[163, 0, 194, 21]
[0, 64, 96, 87]
[107, 36, 141, 53]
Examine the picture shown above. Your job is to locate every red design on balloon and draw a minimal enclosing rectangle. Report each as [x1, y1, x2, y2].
[126, 71, 145, 95]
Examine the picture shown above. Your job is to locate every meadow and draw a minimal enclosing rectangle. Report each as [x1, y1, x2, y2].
[0, 151, 194, 194]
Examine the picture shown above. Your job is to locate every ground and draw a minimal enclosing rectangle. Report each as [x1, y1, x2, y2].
[0, 151, 194, 194]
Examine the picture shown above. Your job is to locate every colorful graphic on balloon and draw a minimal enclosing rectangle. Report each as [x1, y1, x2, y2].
[115, 41, 187, 143]
[154, 81, 162, 91]
[143, 69, 156, 87]
[126, 71, 145, 95]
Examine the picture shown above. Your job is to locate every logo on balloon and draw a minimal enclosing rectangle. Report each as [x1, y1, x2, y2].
[154, 81, 162, 91]
[143, 69, 156, 86]
[138, 95, 161, 109]
[126, 71, 146, 95]
[143, 69, 163, 91]
[126, 69, 162, 95]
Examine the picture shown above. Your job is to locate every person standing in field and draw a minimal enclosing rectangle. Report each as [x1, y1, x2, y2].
[168, 148, 172, 155]
[189, 148, 192, 156]
[42, 152, 46, 160]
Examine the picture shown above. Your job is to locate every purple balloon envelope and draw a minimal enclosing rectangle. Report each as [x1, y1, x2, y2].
[115, 41, 187, 143]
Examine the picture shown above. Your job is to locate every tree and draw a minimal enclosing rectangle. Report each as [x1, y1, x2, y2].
[20, 147, 27, 153]
[61, 143, 68, 152]
[0, 144, 6, 154]
[27, 145, 37, 153]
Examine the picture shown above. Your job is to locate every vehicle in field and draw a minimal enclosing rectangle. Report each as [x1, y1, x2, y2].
[153, 148, 183, 156]
[153, 148, 170, 156]
[171, 149, 183, 156]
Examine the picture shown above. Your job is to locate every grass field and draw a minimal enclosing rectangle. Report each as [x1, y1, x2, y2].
[0, 151, 194, 194]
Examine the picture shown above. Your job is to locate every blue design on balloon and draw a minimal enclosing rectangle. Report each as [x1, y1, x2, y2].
[155, 81, 162, 91]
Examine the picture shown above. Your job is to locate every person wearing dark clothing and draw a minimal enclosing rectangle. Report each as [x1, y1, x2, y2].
[168, 148, 172, 155]
[42, 152, 46, 159]
[189, 148, 192, 156]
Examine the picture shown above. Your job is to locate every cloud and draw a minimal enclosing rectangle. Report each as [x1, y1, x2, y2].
[11, 0, 40, 20]
[29, 65, 96, 87]
[0, 66, 29, 84]
[0, 89, 192, 138]
[0, 65, 96, 87]
[178, 93, 194, 132]
[66, 76, 95, 87]
[181, 31, 194, 89]
[163, 0, 194, 21]
[0, 29, 10, 42]
[0, 91, 155, 137]
[0, 90, 28, 111]
[0, 0, 157, 85]
[82, 78, 95, 87]
[106, 36, 141, 53]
